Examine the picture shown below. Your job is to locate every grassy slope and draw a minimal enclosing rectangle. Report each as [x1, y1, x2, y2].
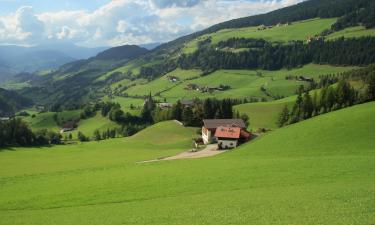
[0, 103, 374, 224]
[183, 18, 336, 53]
[234, 95, 296, 130]
[154, 64, 354, 102]
[21, 110, 81, 132]
[328, 26, 375, 40]
[65, 112, 121, 139]
[125, 69, 201, 97]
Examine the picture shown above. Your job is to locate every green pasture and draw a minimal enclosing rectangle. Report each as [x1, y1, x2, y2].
[65, 112, 120, 139]
[327, 26, 375, 40]
[234, 96, 296, 130]
[158, 64, 354, 102]
[0, 103, 374, 225]
[125, 69, 201, 97]
[183, 18, 337, 53]
[20, 110, 81, 132]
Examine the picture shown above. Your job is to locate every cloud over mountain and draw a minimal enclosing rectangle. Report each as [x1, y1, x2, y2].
[0, 0, 304, 47]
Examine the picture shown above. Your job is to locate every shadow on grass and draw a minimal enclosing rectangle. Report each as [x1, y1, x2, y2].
[0, 145, 55, 152]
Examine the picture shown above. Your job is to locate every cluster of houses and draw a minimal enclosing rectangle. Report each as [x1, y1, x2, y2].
[201, 119, 251, 149]
[257, 22, 291, 31]
[185, 83, 230, 93]
[306, 35, 324, 43]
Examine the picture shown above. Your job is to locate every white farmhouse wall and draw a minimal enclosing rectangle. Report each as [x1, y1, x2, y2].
[202, 127, 212, 144]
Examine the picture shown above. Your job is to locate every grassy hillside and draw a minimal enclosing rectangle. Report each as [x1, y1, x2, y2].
[0, 103, 374, 224]
[65, 112, 121, 139]
[183, 18, 336, 53]
[234, 96, 296, 130]
[124, 64, 354, 103]
[328, 26, 375, 40]
[21, 110, 81, 132]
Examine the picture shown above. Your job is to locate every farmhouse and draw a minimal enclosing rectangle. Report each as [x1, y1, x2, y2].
[60, 121, 76, 134]
[167, 76, 179, 82]
[180, 99, 194, 108]
[202, 119, 251, 146]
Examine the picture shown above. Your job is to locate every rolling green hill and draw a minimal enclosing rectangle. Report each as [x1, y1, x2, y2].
[122, 64, 354, 103]
[0, 102, 374, 224]
[65, 113, 121, 139]
[183, 18, 337, 53]
[234, 96, 296, 130]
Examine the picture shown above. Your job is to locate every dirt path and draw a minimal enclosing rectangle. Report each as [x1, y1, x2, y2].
[137, 144, 226, 163]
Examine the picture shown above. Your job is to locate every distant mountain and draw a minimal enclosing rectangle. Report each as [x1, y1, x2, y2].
[94, 45, 148, 60]
[139, 43, 161, 50]
[0, 43, 108, 82]
[33, 43, 107, 59]
[18, 44, 149, 106]
[0, 88, 32, 116]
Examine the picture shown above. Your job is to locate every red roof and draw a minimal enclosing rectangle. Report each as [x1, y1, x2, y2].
[240, 129, 252, 139]
[214, 126, 241, 139]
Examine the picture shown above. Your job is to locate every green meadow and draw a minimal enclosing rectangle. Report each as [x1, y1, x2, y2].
[125, 69, 201, 97]
[234, 95, 296, 130]
[183, 18, 337, 53]
[0, 102, 374, 225]
[328, 26, 375, 40]
[125, 64, 354, 103]
[65, 112, 121, 139]
[21, 110, 81, 132]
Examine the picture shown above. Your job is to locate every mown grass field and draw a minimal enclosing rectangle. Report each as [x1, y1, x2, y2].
[126, 64, 354, 103]
[183, 18, 337, 53]
[0, 103, 374, 225]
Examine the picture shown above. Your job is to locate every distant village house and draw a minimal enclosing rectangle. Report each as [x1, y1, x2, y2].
[158, 102, 173, 109]
[60, 121, 76, 134]
[180, 99, 194, 108]
[167, 76, 179, 82]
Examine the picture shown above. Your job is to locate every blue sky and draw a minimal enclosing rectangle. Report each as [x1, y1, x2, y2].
[0, 0, 303, 47]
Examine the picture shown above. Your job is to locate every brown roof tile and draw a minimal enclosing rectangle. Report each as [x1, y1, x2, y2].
[203, 119, 246, 129]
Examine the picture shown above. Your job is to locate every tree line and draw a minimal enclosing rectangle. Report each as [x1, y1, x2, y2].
[151, 98, 249, 127]
[278, 66, 375, 127]
[178, 37, 375, 73]
[0, 118, 61, 147]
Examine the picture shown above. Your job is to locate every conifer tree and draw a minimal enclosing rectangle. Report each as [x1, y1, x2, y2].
[278, 105, 290, 127]
[302, 92, 314, 119]
[182, 107, 194, 126]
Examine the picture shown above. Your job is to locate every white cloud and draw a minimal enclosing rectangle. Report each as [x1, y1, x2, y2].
[0, 0, 305, 47]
